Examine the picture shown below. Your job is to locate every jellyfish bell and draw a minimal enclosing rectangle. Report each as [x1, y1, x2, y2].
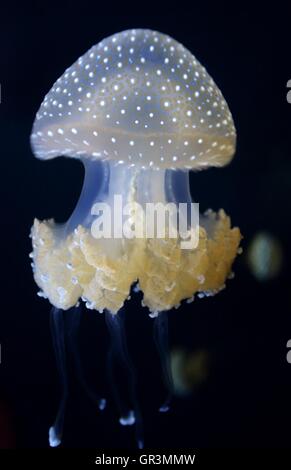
[31, 28, 240, 315]
[31, 29, 235, 168]
[30, 29, 241, 447]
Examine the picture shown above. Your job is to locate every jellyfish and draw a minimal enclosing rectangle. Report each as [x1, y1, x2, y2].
[30, 29, 241, 448]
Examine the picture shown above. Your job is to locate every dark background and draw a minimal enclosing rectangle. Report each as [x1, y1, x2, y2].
[0, 4, 291, 449]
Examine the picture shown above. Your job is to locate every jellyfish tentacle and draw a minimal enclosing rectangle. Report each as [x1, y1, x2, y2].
[106, 347, 128, 419]
[67, 305, 106, 411]
[105, 312, 133, 421]
[49, 307, 68, 447]
[105, 310, 144, 449]
[153, 311, 174, 413]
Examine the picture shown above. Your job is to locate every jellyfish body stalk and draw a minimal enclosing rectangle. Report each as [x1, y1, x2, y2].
[153, 311, 174, 413]
[65, 159, 193, 249]
[105, 309, 144, 450]
[67, 305, 106, 411]
[49, 307, 68, 447]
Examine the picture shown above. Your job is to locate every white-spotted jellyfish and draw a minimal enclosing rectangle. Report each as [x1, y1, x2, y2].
[30, 29, 242, 448]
